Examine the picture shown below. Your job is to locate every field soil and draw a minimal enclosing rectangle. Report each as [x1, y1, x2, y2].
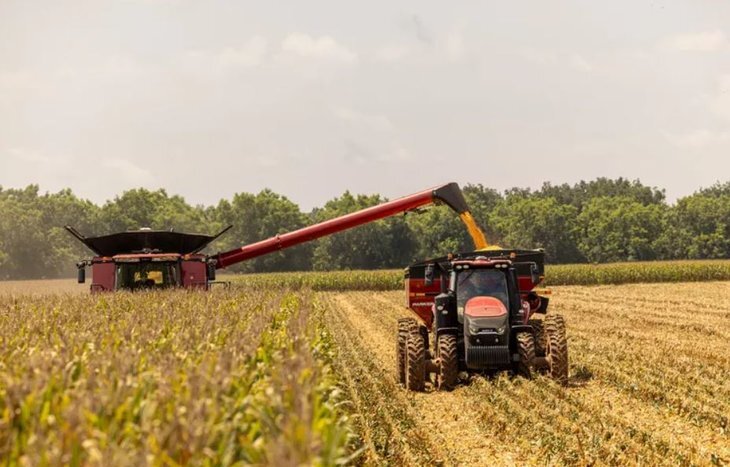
[321, 283, 730, 466]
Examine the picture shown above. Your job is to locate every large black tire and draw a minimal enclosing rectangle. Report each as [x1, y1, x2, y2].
[397, 318, 418, 386]
[544, 314, 569, 386]
[405, 325, 426, 391]
[529, 319, 547, 357]
[515, 332, 536, 378]
[435, 334, 458, 391]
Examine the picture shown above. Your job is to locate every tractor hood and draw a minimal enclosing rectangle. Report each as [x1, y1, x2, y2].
[464, 296, 508, 319]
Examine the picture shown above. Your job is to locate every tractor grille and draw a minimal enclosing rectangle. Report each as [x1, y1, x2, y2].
[465, 345, 511, 369]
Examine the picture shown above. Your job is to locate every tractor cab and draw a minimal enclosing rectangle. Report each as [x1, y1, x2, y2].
[451, 259, 518, 323]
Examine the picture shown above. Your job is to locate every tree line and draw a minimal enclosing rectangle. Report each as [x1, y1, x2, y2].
[0, 178, 728, 279]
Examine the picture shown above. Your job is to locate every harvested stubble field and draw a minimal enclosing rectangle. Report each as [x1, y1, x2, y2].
[1, 275, 729, 465]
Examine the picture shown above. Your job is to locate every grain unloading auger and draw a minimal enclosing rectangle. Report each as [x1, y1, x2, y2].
[66, 183, 487, 292]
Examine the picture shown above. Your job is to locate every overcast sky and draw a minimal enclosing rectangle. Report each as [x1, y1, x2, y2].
[1, 1, 729, 209]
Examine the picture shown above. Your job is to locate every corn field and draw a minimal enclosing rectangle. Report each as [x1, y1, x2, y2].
[1, 264, 729, 465]
[231, 260, 730, 290]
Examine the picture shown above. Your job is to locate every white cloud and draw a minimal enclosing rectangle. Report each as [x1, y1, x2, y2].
[0, 70, 47, 98]
[664, 129, 730, 147]
[218, 36, 268, 68]
[101, 158, 155, 184]
[374, 44, 411, 62]
[569, 54, 593, 73]
[332, 107, 394, 132]
[710, 73, 730, 121]
[445, 32, 466, 61]
[280, 34, 357, 64]
[666, 30, 727, 52]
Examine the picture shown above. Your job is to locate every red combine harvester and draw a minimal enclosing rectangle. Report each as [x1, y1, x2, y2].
[66, 183, 484, 292]
[67, 182, 566, 388]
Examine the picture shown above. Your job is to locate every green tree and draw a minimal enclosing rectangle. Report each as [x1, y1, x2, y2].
[656, 194, 730, 259]
[0, 186, 100, 279]
[538, 178, 665, 209]
[212, 190, 311, 272]
[311, 192, 416, 270]
[576, 196, 666, 263]
[489, 196, 583, 263]
[99, 189, 207, 234]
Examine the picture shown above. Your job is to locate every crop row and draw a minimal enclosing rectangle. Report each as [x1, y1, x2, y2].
[228, 259, 730, 290]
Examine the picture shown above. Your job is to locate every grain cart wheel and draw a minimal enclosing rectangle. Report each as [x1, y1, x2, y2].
[435, 334, 458, 391]
[544, 314, 569, 385]
[405, 325, 426, 391]
[515, 332, 536, 378]
[396, 318, 417, 386]
[528, 319, 547, 357]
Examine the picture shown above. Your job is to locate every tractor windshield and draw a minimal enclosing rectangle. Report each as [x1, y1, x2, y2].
[456, 268, 509, 319]
[115, 262, 180, 290]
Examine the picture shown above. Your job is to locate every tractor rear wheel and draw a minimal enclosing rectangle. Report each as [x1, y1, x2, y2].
[529, 319, 547, 357]
[515, 332, 535, 378]
[544, 314, 569, 385]
[435, 334, 458, 391]
[405, 324, 426, 391]
[396, 318, 417, 386]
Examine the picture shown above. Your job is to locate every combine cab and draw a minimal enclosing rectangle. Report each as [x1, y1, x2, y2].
[398, 250, 569, 390]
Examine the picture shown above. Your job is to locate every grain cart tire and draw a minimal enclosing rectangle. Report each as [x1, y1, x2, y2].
[544, 314, 569, 385]
[516, 332, 536, 378]
[396, 318, 417, 386]
[528, 319, 547, 357]
[405, 325, 426, 391]
[436, 334, 458, 391]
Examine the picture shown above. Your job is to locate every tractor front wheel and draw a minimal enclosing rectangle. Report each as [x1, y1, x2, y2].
[396, 318, 417, 386]
[405, 324, 426, 391]
[544, 314, 569, 385]
[515, 332, 535, 378]
[435, 334, 458, 391]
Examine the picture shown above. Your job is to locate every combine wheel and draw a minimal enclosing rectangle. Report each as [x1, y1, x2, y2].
[544, 314, 569, 385]
[405, 325, 426, 391]
[528, 319, 547, 357]
[515, 332, 536, 378]
[396, 318, 417, 386]
[435, 334, 458, 391]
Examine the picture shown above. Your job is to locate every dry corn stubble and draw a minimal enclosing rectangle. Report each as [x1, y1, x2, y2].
[320, 285, 730, 466]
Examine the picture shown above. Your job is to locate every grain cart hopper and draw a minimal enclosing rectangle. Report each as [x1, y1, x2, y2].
[398, 250, 568, 390]
[66, 183, 488, 292]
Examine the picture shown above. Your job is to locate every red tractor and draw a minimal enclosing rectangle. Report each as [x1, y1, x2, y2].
[400, 250, 568, 390]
